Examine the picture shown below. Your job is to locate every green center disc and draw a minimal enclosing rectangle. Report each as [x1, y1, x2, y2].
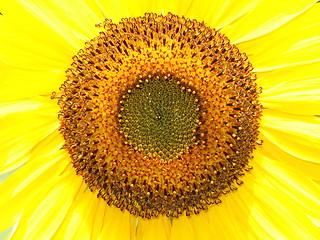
[119, 76, 200, 160]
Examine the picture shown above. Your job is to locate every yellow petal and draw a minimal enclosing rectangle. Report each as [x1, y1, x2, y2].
[257, 60, 320, 114]
[21, 0, 102, 43]
[249, 149, 320, 238]
[0, 63, 65, 102]
[136, 216, 171, 240]
[237, 2, 320, 71]
[0, 99, 59, 173]
[188, 211, 215, 240]
[186, 0, 261, 30]
[96, 0, 195, 23]
[260, 136, 320, 183]
[96, 0, 153, 22]
[2, 0, 103, 59]
[0, 100, 42, 118]
[0, 2, 74, 69]
[205, 186, 256, 239]
[260, 76, 320, 115]
[98, 206, 135, 240]
[260, 109, 320, 163]
[9, 166, 81, 240]
[222, 0, 316, 43]
[89, 199, 108, 239]
[170, 215, 196, 240]
[109, 0, 260, 36]
[0, 149, 69, 233]
[257, 60, 319, 91]
[52, 181, 93, 240]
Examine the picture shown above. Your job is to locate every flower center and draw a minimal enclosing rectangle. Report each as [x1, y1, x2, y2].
[119, 75, 200, 160]
[57, 13, 261, 219]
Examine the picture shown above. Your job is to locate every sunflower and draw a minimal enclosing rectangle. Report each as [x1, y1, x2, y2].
[1, 0, 320, 239]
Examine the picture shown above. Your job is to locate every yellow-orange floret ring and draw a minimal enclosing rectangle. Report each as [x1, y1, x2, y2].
[58, 13, 261, 218]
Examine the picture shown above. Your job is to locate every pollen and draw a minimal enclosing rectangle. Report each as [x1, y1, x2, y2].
[57, 13, 262, 219]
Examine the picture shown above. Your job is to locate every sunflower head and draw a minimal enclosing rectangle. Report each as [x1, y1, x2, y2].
[2, 0, 320, 239]
[58, 13, 261, 218]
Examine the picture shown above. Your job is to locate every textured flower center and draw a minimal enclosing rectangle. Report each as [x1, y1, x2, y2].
[57, 13, 261, 218]
[119, 76, 200, 160]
